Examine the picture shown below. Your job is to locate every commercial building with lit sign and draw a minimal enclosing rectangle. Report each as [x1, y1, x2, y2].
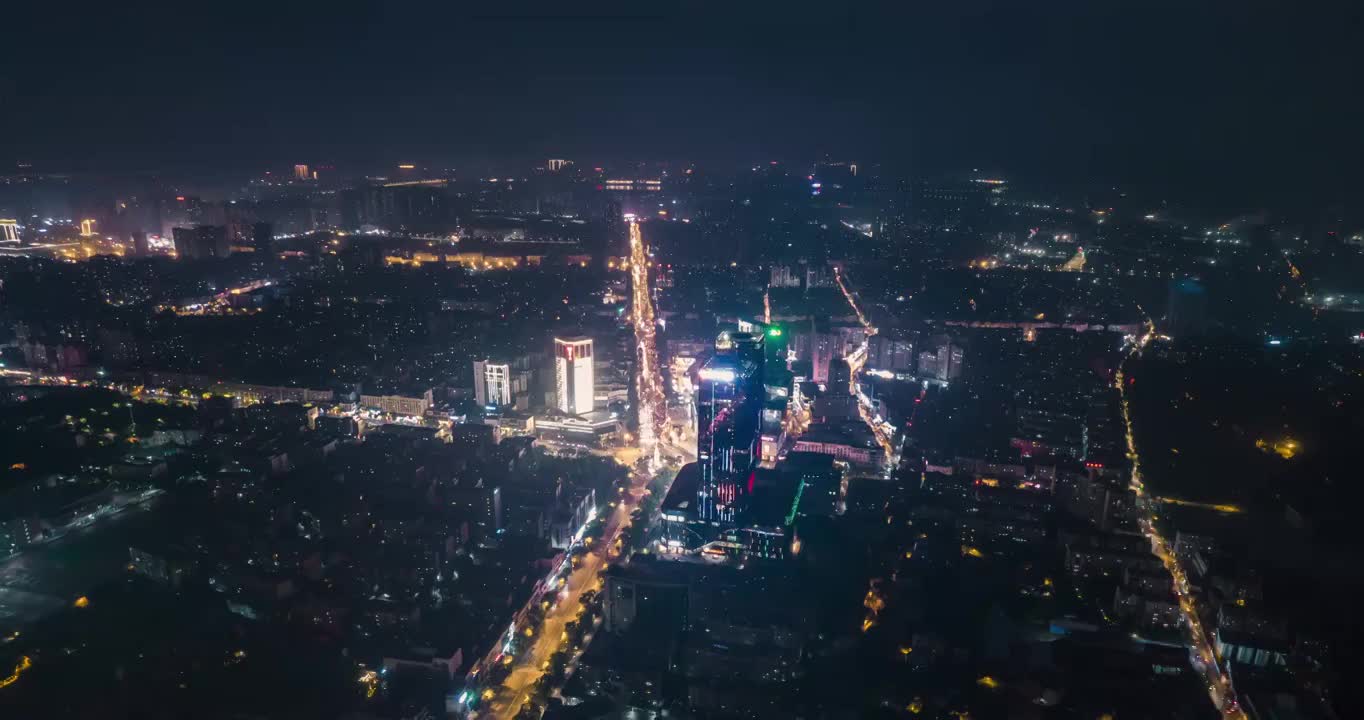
[553, 336, 594, 416]
[532, 410, 622, 450]
[358, 391, 433, 418]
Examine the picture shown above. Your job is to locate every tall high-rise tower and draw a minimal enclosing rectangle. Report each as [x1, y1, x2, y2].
[554, 336, 594, 415]
[473, 358, 513, 408]
[695, 348, 761, 523]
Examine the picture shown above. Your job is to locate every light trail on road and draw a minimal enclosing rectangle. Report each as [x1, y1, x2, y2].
[629, 221, 667, 463]
[834, 265, 872, 331]
[1154, 496, 1244, 514]
[1060, 246, 1087, 272]
[833, 266, 897, 468]
[481, 496, 635, 720]
[474, 220, 681, 720]
[1118, 326, 1245, 720]
[844, 343, 896, 463]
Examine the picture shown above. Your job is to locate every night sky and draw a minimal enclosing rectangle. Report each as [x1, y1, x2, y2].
[3, 1, 1360, 211]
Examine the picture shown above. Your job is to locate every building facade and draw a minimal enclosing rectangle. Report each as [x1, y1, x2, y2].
[695, 355, 761, 523]
[553, 336, 594, 415]
[473, 359, 520, 408]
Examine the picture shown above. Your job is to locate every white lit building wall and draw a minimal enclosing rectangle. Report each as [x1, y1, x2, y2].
[554, 337, 594, 415]
[474, 359, 513, 407]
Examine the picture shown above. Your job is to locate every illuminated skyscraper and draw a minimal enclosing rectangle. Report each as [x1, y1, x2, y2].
[473, 359, 513, 408]
[695, 352, 761, 523]
[294, 164, 310, 181]
[554, 336, 594, 416]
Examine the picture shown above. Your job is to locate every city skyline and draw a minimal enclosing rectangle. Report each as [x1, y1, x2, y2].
[2, 4, 1363, 719]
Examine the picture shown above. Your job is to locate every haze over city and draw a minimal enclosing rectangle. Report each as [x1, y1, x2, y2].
[1, 3, 1363, 720]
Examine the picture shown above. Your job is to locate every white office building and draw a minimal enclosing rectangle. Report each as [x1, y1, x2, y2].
[474, 359, 513, 408]
[554, 336, 594, 415]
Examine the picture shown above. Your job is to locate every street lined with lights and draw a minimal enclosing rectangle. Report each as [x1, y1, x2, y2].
[629, 219, 668, 467]
[1118, 327, 1245, 720]
[473, 220, 678, 719]
[835, 267, 898, 467]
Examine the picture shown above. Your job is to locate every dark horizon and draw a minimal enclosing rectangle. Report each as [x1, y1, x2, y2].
[5, 1, 1362, 215]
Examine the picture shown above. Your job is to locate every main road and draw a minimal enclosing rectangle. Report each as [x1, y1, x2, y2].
[1118, 326, 1245, 720]
[628, 219, 668, 464]
[474, 220, 677, 720]
[833, 265, 1240, 716]
[834, 266, 898, 467]
[481, 482, 644, 720]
